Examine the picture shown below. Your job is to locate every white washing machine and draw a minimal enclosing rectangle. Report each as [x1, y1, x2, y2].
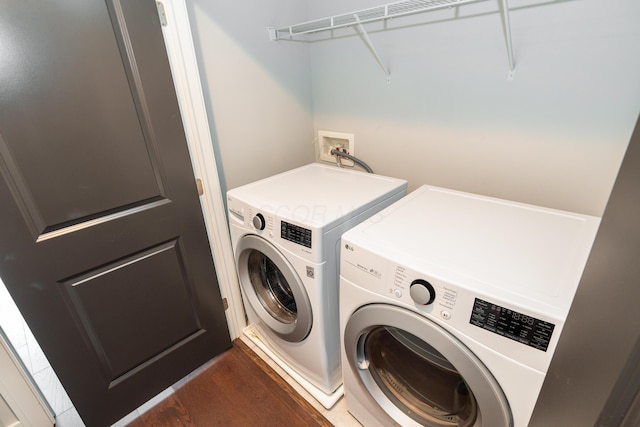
[339, 185, 600, 426]
[227, 163, 407, 407]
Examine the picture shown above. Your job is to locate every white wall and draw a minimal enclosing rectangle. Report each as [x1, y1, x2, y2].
[187, 0, 640, 216]
[187, 0, 315, 193]
[309, 0, 640, 216]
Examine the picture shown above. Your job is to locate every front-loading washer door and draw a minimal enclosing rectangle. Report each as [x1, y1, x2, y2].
[344, 304, 512, 427]
[236, 234, 312, 342]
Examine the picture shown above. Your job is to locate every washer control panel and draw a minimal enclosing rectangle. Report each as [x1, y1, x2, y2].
[281, 221, 312, 249]
[252, 213, 266, 230]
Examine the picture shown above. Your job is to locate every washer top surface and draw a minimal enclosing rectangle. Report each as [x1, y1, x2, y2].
[342, 185, 600, 313]
[227, 163, 407, 228]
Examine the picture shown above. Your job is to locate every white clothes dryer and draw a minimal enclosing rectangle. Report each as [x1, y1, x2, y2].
[339, 185, 599, 426]
[227, 163, 407, 407]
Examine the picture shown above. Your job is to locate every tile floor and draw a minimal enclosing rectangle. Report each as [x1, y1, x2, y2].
[0, 279, 78, 424]
[0, 279, 359, 426]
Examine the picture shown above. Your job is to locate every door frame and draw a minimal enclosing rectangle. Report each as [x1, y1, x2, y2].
[157, 0, 245, 339]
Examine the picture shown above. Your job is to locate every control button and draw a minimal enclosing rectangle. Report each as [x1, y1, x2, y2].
[393, 289, 402, 298]
[252, 213, 266, 230]
[410, 279, 436, 305]
[441, 310, 451, 320]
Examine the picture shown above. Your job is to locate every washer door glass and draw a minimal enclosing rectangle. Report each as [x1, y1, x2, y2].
[345, 304, 511, 427]
[366, 326, 477, 426]
[236, 234, 312, 342]
[247, 249, 297, 323]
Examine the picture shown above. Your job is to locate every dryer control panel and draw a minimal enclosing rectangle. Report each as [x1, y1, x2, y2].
[391, 265, 459, 319]
[470, 298, 555, 352]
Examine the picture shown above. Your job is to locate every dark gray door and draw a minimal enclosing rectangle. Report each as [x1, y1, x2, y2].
[0, 1, 231, 426]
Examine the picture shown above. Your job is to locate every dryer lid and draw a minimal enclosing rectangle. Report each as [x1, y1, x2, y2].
[342, 185, 600, 316]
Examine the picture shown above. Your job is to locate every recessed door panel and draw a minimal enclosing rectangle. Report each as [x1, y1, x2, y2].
[0, 1, 162, 236]
[61, 240, 202, 382]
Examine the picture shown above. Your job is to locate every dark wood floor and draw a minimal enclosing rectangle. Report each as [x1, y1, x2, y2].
[127, 339, 333, 426]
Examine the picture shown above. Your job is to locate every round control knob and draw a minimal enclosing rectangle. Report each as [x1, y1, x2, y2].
[410, 279, 436, 305]
[252, 213, 266, 230]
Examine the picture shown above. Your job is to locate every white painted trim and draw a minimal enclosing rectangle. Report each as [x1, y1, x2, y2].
[0, 333, 54, 426]
[157, 0, 245, 339]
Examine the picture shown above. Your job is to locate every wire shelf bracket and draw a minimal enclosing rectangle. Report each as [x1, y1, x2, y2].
[353, 15, 392, 83]
[268, 0, 516, 81]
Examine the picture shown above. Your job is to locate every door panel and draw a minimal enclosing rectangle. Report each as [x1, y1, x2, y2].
[61, 239, 202, 382]
[0, 1, 231, 426]
[0, 1, 162, 238]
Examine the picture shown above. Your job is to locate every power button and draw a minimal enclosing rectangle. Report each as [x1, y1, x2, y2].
[441, 310, 451, 320]
[393, 289, 402, 298]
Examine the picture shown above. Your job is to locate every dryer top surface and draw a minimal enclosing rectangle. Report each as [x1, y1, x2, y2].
[227, 163, 407, 227]
[342, 185, 600, 313]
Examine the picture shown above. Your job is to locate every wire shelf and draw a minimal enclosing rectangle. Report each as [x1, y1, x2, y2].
[270, 0, 487, 40]
[268, 0, 515, 81]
